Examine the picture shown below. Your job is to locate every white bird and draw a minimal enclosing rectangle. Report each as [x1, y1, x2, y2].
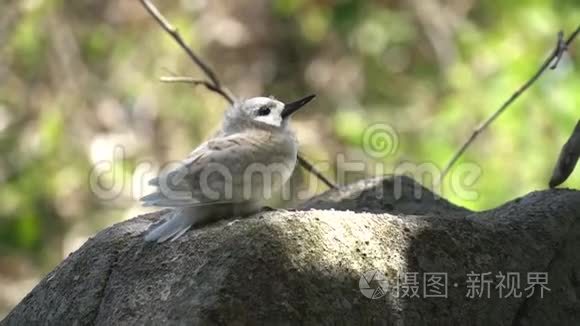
[141, 94, 315, 242]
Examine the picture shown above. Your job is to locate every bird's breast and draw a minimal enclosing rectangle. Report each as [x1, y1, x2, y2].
[234, 130, 297, 202]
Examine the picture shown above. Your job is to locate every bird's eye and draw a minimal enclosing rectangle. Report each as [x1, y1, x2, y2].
[257, 106, 271, 116]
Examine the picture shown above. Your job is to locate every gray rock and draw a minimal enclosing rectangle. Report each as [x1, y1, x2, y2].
[2, 175, 580, 325]
[299, 175, 470, 216]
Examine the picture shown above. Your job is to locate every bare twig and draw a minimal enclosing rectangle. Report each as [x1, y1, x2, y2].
[160, 76, 205, 83]
[140, 0, 229, 97]
[297, 154, 336, 189]
[139, 0, 338, 189]
[139, 0, 235, 104]
[439, 25, 580, 183]
[160, 76, 226, 94]
[549, 120, 580, 188]
[550, 31, 566, 69]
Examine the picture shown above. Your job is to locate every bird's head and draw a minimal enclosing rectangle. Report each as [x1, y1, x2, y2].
[224, 94, 315, 131]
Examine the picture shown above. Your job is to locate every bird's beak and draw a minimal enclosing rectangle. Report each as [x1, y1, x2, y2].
[281, 94, 316, 119]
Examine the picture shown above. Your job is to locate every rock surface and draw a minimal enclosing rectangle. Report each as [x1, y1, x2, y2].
[2, 175, 580, 325]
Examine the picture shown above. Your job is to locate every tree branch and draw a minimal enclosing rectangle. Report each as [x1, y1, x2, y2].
[159, 76, 226, 94]
[439, 25, 580, 183]
[139, 0, 338, 189]
[297, 154, 336, 190]
[139, 0, 232, 101]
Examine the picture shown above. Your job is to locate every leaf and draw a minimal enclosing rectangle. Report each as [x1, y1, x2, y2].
[549, 120, 580, 188]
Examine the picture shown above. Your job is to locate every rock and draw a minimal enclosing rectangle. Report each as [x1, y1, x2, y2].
[2, 176, 580, 325]
[299, 175, 470, 216]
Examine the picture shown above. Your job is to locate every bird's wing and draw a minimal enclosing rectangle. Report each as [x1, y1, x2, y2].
[146, 142, 210, 189]
[141, 131, 272, 207]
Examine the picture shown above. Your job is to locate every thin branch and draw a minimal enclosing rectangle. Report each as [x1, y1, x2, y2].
[160, 76, 205, 83]
[139, 0, 338, 189]
[550, 31, 566, 69]
[439, 25, 580, 183]
[297, 154, 338, 190]
[160, 76, 225, 94]
[140, 1, 226, 94]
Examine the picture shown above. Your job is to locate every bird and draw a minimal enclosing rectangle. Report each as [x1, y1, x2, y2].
[141, 94, 316, 242]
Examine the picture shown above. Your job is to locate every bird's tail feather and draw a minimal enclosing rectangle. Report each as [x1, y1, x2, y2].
[144, 208, 195, 243]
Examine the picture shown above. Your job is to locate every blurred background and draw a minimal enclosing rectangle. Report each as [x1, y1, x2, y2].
[0, 0, 579, 316]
